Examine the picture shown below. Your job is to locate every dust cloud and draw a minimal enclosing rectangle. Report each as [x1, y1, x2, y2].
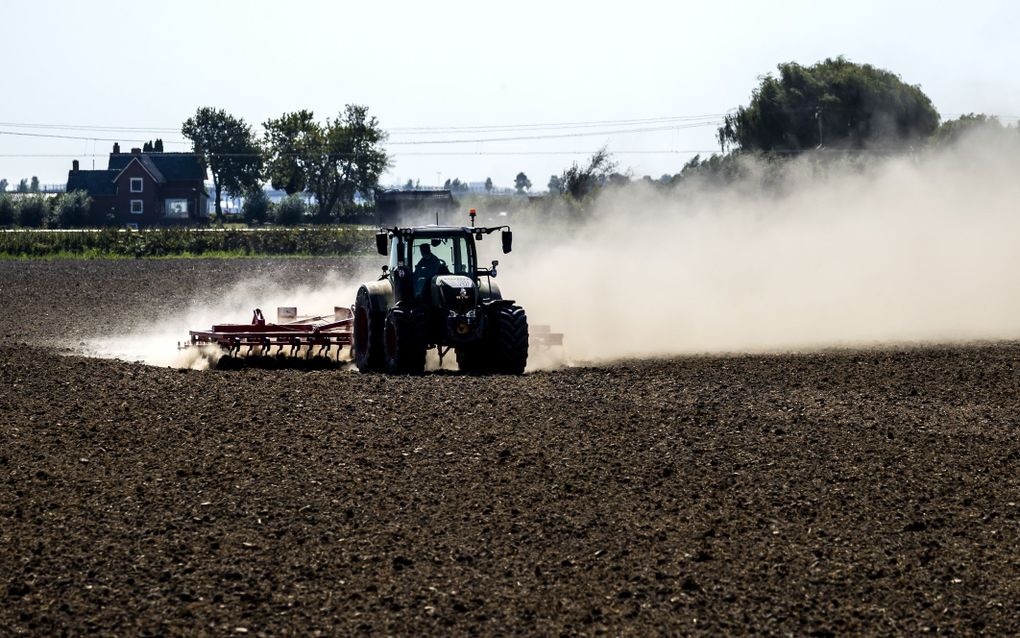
[501, 130, 1020, 364]
[88, 130, 1020, 371]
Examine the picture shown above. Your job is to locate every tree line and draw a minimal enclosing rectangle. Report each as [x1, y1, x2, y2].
[183, 105, 387, 223]
[4, 57, 1014, 231]
[0, 177, 44, 194]
[540, 57, 1019, 203]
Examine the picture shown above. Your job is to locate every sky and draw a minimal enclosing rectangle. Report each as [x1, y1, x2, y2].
[2, 0, 1019, 190]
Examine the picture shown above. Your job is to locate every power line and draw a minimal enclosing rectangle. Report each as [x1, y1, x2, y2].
[0, 120, 720, 147]
[0, 114, 724, 136]
[1, 110, 1017, 140]
[388, 149, 721, 156]
[388, 114, 723, 134]
[386, 122, 722, 145]
[0, 149, 722, 159]
[0, 129, 189, 144]
[0, 122, 180, 133]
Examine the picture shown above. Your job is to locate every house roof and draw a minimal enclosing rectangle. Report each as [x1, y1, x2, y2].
[66, 170, 119, 196]
[108, 152, 206, 182]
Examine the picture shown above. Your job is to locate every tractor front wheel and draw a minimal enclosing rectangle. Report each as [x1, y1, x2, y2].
[491, 304, 529, 375]
[384, 305, 427, 374]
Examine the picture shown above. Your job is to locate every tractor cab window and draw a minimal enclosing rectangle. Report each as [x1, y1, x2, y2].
[410, 235, 472, 275]
[389, 236, 402, 272]
[410, 235, 473, 296]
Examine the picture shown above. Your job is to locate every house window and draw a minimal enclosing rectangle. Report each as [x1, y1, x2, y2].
[130, 178, 144, 193]
[130, 200, 143, 214]
[165, 199, 188, 218]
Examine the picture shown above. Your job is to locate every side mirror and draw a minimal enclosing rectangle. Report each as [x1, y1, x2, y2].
[501, 229, 513, 254]
[375, 232, 388, 256]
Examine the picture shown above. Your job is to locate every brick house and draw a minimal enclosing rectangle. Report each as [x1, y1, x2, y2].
[66, 143, 209, 227]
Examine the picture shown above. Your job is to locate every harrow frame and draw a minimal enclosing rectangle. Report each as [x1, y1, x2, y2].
[182, 307, 563, 362]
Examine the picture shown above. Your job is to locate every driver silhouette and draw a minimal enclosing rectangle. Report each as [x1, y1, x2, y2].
[414, 244, 444, 296]
[415, 244, 442, 276]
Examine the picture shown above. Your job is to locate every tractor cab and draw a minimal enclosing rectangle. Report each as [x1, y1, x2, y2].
[375, 219, 512, 309]
[385, 228, 477, 303]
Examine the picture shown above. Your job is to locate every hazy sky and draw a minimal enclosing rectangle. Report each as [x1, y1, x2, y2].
[3, 0, 1018, 189]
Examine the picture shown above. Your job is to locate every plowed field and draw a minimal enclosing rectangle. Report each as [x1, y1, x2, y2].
[2, 260, 1019, 636]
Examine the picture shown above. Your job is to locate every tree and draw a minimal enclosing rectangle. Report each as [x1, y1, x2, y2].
[514, 172, 531, 194]
[16, 195, 47, 228]
[0, 194, 14, 226]
[560, 146, 616, 200]
[242, 188, 271, 225]
[182, 107, 264, 220]
[484, 177, 493, 192]
[262, 110, 316, 195]
[671, 153, 746, 186]
[0, 178, 8, 192]
[53, 190, 94, 228]
[931, 113, 1004, 147]
[273, 193, 306, 225]
[29, 176, 39, 193]
[547, 175, 563, 194]
[718, 57, 939, 153]
[404, 179, 414, 190]
[444, 178, 468, 193]
[142, 139, 164, 152]
[262, 105, 388, 221]
[16, 179, 28, 193]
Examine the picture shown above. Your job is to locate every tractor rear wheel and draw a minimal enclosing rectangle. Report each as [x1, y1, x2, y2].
[353, 287, 385, 372]
[491, 304, 529, 375]
[384, 305, 427, 374]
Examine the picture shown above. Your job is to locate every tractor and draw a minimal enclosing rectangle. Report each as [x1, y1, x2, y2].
[353, 209, 530, 374]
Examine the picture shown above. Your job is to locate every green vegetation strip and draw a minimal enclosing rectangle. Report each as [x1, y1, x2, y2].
[0, 228, 373, 259]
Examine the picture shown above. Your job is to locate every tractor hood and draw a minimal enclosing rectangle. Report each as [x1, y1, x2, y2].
[435, 275, 474, 289]
[434, 275, 478, 313]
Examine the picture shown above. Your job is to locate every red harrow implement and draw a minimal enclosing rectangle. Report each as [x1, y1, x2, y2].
[182, 307, 354, 363]
[181, 306, 562, 368]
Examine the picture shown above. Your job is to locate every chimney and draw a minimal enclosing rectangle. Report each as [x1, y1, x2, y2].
[72, 160, 79, 172]
[131, 147, 141, 155]
[113, 142, 120, 154]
